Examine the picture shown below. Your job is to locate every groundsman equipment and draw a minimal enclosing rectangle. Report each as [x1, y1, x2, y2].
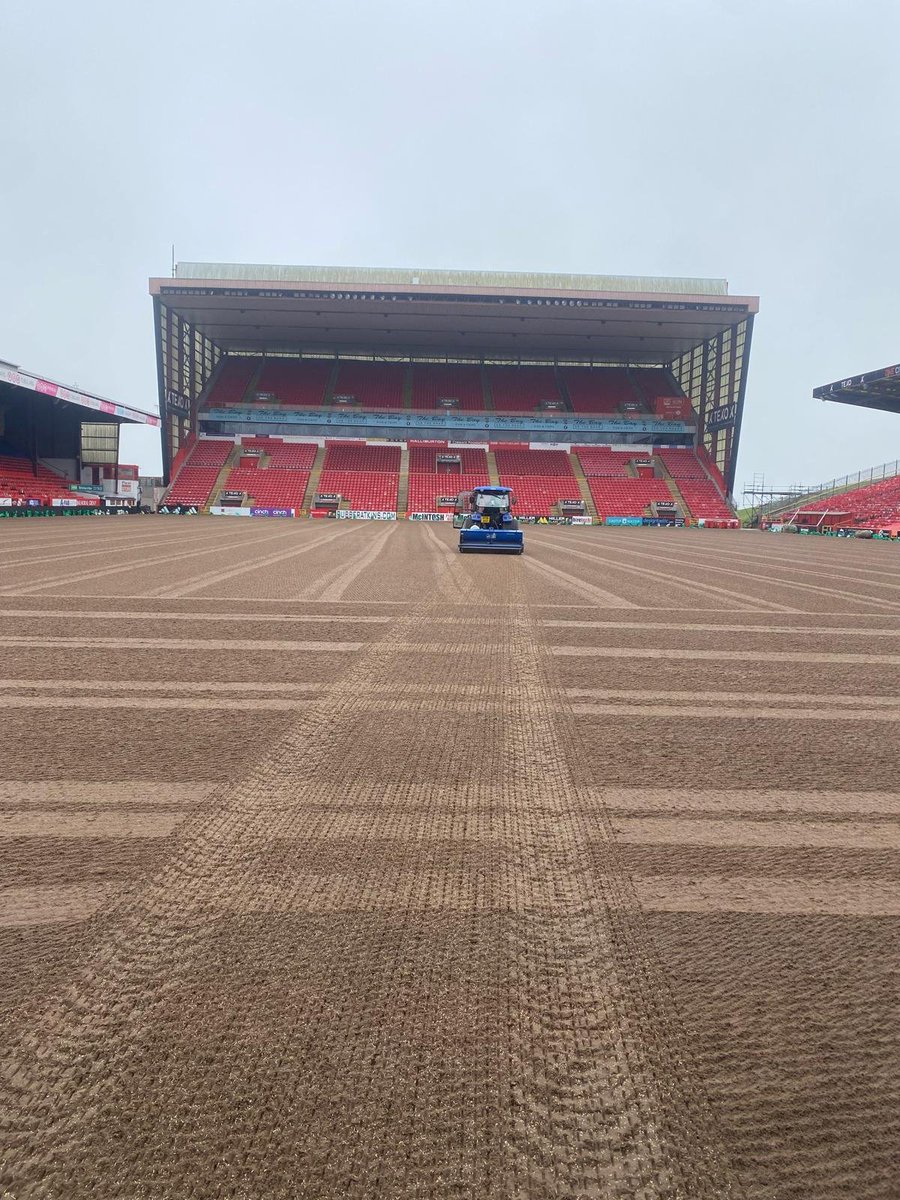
[456, 485, 524, 554]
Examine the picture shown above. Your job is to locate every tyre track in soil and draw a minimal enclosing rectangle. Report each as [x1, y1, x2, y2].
[534, 534, 900, 612]
[604, 539, 900, 601]
[640, 540, 900, 588]
[0, 524, 317, 596]
[526, 533, 799, 613]
[0, 525, 250, 572]
[0, 540, 739, 1197]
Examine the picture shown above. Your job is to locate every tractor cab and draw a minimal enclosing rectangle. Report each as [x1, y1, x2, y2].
[456, 486, 524, 554]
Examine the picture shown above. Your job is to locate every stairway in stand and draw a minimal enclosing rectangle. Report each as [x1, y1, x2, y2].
[300, 445, 328, 514]
[205, 445, 242, 511]
[396, 445, 410, 516]
[485, 451, 501, 486]
[569, 453, 599, 521]
[656, 459, 691, 519]
[241, 361, 265, 405]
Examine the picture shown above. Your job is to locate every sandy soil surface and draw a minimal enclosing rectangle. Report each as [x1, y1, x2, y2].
[1, 518, 899, 1199]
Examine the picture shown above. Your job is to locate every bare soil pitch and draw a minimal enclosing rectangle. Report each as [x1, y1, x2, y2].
[1, 519, 899, 1199]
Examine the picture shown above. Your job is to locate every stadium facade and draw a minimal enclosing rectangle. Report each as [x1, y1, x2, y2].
[150, 264, 758, 497]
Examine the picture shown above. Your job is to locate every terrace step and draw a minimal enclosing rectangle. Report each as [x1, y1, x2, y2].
[301, 444, 328, 513]
[207, 445, 243, 511]
[480, 366, 495, 411]
[665, 474, 691, 518]
[241, 360, 266, 405]
[569, 453, 599, 521]
[396, 445, 410, 516]
[324, 361, 341, 406]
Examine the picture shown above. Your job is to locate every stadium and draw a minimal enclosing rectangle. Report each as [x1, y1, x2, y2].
[150, 263, 755, 525]
[3, 266, 900, 1200]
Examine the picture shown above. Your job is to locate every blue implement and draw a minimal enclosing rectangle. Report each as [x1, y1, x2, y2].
[459, 527, 524, 554]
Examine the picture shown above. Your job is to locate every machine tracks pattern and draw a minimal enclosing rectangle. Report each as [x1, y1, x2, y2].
[1, 519, 899, 1198]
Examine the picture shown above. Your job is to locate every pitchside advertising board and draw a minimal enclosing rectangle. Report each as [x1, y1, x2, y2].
[409, 512, 454, 521]
[209, 506, 296, 517]
[335, 511, 396, 520]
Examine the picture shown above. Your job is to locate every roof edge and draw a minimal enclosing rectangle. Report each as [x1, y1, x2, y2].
[172, 261, 731, 297]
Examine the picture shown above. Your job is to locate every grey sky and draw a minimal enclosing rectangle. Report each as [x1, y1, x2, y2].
[2, 0, 897, 494]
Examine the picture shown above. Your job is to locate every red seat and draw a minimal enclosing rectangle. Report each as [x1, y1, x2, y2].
[206, 359, 261, 406]
[410, 365, 485, 411]
[332, 363, 405, 410]
[489, 367, 561, 413]
[561, 368, 639, 414]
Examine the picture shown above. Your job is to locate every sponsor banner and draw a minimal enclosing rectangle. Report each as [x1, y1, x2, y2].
[203, 406, 693, 436]
[166, 390, 191, 413]
[335, 510, 397, 520]
[0, 363, 160, 426]
[250, 507, 295, 518]
[209, 506, 253, 516]
[642, 517, 684, 527]
[52, 496, 100, 508]
[158, 504, 200, 515]
[705, 401, 738, 431]
[409, 512, 454, 521]
[570, 516, 593, 525]
[605, 516, 643, 526]
[69, 483, 104, 494]
[0, 498, 12, 507]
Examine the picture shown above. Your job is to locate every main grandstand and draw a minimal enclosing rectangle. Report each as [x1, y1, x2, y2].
[151, 264, 757, 523]
[0, 360, 159, 514]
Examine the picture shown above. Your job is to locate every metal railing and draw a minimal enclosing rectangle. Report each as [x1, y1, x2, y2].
[751, 458, 900, 516]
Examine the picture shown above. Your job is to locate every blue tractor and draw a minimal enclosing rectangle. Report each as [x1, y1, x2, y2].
[456, 485, 524, 554]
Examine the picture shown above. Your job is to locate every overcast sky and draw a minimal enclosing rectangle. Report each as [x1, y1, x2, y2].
[2, 0, 898, 493]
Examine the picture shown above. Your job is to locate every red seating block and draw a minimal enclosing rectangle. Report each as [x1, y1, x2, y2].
[502, 476, 582, 517]
[574, 447, 634, 477]
[333, 362, 405, 410]
[588, 478, 673, 517]
[317, 470, 399, 511]
[494, 449, 574, 478]
[240, 438, 318, 469]
[561, 368, 638, 414]
[256, 359, 330, 406]
[322, 443, 401, 473]
[407, 474, 486, 512]
[411, 365, 485, 411]
[489, 367, 561, 413]
[206, 358, 260, 406]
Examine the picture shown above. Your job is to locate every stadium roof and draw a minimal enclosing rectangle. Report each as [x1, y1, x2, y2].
[0, 359, 160, 426]
[149, 262, 758, 363]
[814, 362, 900, 414]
